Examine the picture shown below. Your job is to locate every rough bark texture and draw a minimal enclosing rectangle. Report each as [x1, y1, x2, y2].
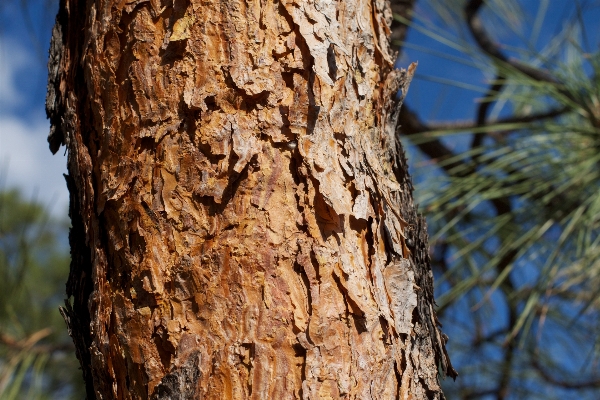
[47, 0, 455, 398]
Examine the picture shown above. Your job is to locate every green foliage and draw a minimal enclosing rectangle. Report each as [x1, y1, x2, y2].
[396, 0, 600, 397]
[0, 189, 82, 399]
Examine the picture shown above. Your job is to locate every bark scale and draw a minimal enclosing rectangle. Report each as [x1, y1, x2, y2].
[47, 0, 455, 398]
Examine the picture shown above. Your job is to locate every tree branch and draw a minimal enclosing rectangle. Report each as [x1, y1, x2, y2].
[464, 0, 560, 84]
[531, 351, 600, 389]
[425, 106, 568, 132]
[398, 104, 461, 168]
[471, 74, 504, 152]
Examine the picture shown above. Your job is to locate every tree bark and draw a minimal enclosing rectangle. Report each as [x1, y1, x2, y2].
[47, 0, 455, 398]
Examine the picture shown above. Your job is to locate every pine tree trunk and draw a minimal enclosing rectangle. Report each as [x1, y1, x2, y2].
[47, 0, 455, 398]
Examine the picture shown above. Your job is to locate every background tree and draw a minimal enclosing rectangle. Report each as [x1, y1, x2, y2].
[0, 188, 83, 399]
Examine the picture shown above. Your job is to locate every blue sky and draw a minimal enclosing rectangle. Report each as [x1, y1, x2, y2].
[0, 0, 66, 218]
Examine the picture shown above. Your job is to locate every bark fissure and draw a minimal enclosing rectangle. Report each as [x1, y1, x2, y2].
[49, 0, 455, 398]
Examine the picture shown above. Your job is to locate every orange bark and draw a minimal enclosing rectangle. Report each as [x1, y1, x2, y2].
[47, 0, 455, 398]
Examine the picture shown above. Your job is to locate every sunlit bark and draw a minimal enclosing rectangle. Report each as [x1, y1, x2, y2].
[47, 0, 455, 398]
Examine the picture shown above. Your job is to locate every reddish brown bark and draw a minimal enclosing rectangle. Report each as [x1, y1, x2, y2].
[47, 0, 455, 398]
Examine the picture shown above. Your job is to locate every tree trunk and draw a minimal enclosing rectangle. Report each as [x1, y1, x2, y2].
[47, 0, 455, 398]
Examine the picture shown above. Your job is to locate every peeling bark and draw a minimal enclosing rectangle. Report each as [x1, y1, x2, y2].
[48, 0, 456, 398]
